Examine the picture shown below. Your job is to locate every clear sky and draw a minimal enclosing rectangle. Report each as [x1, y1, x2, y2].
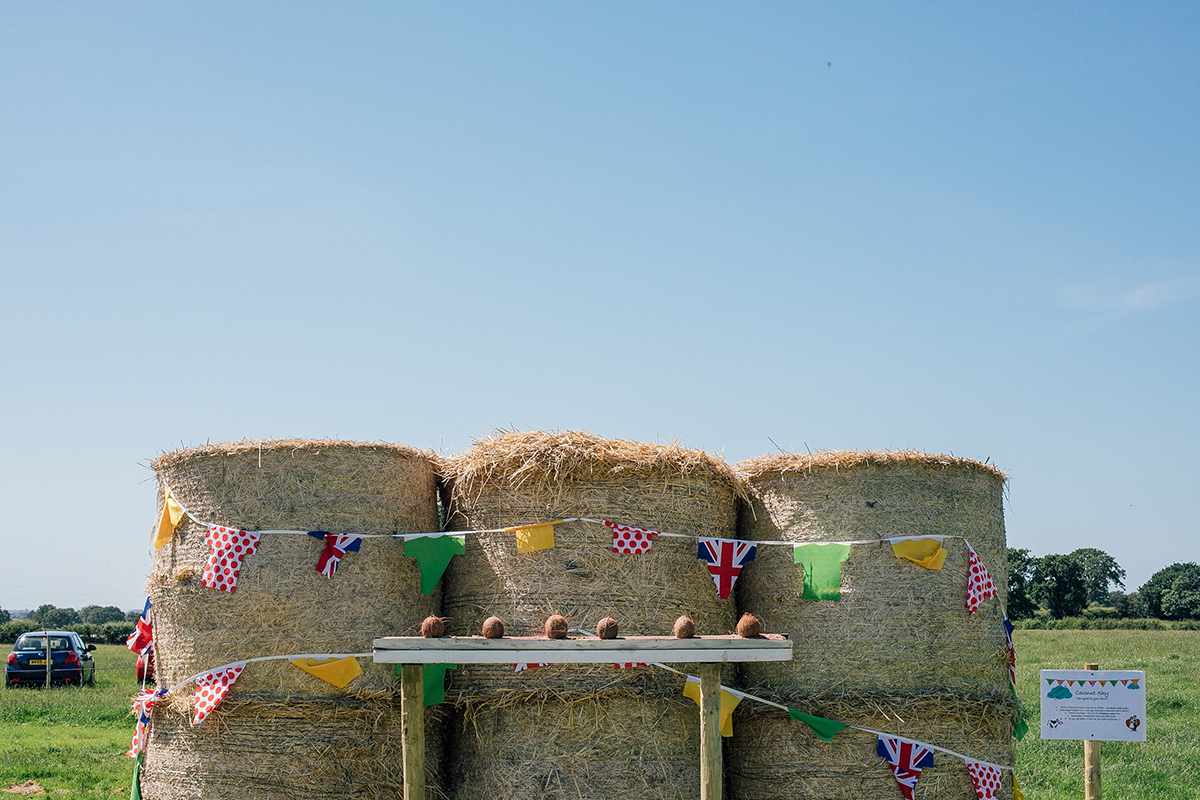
[1, 3, 1196, 613]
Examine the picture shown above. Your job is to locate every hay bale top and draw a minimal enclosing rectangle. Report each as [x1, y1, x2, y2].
[152, 438, 431, 472]
[735, 449, 1006, 484]
[443, 429, 745, 498]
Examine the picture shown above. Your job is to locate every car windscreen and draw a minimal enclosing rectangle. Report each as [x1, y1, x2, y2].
[14, 636, 71, 651]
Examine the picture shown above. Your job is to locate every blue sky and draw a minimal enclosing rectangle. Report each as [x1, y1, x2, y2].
[1, 3, 1196, 611]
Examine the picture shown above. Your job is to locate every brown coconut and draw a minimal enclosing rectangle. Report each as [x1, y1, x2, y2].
[482, 616, 505, 639]
[736, 613, 762, 638]
[421, 616, 446, 638]
[673, 615, 695, 638]
[545, 614, 569, 639]
[596, 617, 619, 639]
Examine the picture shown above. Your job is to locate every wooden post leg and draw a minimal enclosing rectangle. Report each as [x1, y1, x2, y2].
[1084, 663, 1101, 800]
[400, 664, 425, 800]
[698, 663, 722, 800]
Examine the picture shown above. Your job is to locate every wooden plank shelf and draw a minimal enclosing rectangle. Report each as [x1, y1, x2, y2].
[372, 634, 792, 664]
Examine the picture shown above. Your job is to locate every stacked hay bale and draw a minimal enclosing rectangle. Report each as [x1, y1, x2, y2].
[144, 439, 445, 800]
[439, 430, 744, 800]
[729, 450, 1015, 800]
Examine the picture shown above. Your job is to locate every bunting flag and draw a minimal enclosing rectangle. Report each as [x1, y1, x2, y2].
[506, 521, 562, 553]
[152, 489, 185, 550]
[966, 546, 998, 614]
[890, 537, 947, 570]
[514, 662, 548, 672]
[125, 598, 153, 655]
[403, 534, 467, 594]
[787, 708, 847, 742]
[127, 688, 166, 758]
[877, 737, 934, 800]
[1004, 617, 1017, 687]
[615, 662, 648, 669]
[697, 538, 757, 599]
[792, 543, 852, 600]
[1013, 705, 1029, 741]
[605, 520, 661, 554]
[682, 676, 745, 737]
[1013, 773, 1025, 800]
[419, 663, 456, 706]
[130, 751, 143, 800]
[965, 760, 1004, 800]
[201, 527, 261, 593]
[307, 532, 362, 578]
[290, 656, 362, 689]
[192, 663, 245, 725]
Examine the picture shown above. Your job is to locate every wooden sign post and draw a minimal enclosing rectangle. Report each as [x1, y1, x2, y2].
[1083, 663, 1101, 800]
[374, 635, 793, 800]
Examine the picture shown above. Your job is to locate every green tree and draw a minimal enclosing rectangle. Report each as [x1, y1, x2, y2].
[28, 604, 80, 628]
[1068, 548, 1126, 604]
[80, 605, 126, 625]
[0, 608, 9, 623]
[1006, 548, 1039, 619]
[1155, 564, 1200, 620]
[1139, 563, 1200, 619]
[1031, 554, 1088, 618]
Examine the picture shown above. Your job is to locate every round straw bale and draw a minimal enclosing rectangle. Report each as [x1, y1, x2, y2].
[727, 693, 1016, 800]
[141, 697, 449, 800]
[148, 439, 440, 698]
[449, 695, 700, 800]
[734, 451, 1011, 698]
[441, 430, 743, 700]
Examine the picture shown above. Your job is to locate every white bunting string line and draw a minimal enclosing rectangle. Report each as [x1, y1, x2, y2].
[162, 652, 373, 696]
[566, 630, 1012, 773]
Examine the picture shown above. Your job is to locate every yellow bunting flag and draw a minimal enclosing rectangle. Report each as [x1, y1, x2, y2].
[890, 537, 947, 570]
[289, 656, 363, 689]
[152, 489, 185, 550]
[505, 521, 562, 553]
[1013, 773, 1024, 800]
[683, 677, 744, 737]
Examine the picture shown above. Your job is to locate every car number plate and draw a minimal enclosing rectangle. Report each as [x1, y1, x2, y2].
[29, 659, 46, 665]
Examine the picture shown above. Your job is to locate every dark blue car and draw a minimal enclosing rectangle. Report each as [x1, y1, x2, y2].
[5, 631, 96, 687]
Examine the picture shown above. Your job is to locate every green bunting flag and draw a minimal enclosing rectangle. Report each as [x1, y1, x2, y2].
[421, 663, 456, 707]
[788, 708, 848, 741]
[792, 543, 852, 600]
[130, 752, 143, 800]
[404, 534, 466, 595]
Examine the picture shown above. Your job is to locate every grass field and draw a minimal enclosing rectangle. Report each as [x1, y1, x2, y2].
[1, 645, 140, 797]
[2, 633, 1197, 797]
[1015, 629, 1199, 800]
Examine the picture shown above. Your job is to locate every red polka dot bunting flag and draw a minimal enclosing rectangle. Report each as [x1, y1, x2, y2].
[604, 520, 660, 555]
[965, 546, 997, 615]
[201, 526, 261, 593]
[965, 760, 1004, 800]
[192, 663, 246, 725]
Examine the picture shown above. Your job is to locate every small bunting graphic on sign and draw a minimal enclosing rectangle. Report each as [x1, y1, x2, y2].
[697, 537, 757, 599]
[201, 527, 260, 593]
[966, 546, 998, 614]
[605, 520, 660, 554]
[307, 532, 362, 578]
[505, 521, 561, 553]
[192, 663, 245, 725]
[965, 760, 1004, 800]
[152, 489, 185, 550]
[877, 737, 934, 800]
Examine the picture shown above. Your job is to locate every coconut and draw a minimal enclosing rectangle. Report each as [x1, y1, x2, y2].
[544, 614, 569, 639]
[673, 616, 695, 638]
[421, 616, 445, 638]
[482, 617, 505, 639]
[596, 617, 619, 639]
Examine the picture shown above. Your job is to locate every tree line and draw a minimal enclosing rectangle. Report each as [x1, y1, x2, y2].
[1007, 548, 1200, 621]
[0, 605, 140, 645]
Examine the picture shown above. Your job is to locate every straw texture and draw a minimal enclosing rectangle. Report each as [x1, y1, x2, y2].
[449, 696, 700, 800]
[728, 694, 1015, 800]
[441, 430, 741, 699]
[143, 697, 449, 800]
[149, 439, 439, 696]
[734, 451, 1011, 697]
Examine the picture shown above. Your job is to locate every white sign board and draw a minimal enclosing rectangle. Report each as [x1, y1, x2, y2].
[1040, 669, 1146, 741]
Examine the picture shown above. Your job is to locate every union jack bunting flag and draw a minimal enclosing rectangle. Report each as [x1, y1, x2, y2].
[697, 537, 757, 599]
[308, 531, 363, 578]
[1004, 617, 1017, 686]
[126, 688, 166, 758]
[876, 736, 934, 800]
[514, 663, 548, 672]
[125, 597, 153, 655]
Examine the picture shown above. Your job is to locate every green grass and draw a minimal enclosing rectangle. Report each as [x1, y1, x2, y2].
[1015, 629, 1200, 800]
[1, 645, 142, 796]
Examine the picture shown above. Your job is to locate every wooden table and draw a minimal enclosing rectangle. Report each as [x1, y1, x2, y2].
[373, 635, 793, 800]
